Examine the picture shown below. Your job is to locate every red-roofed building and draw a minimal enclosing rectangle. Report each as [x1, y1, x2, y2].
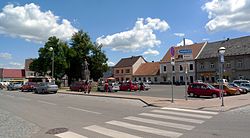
[0, 68, 25, 82]
[133, 62, 160, 83]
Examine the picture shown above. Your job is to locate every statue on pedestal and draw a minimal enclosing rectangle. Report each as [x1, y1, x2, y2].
[81, 59, 90, 81]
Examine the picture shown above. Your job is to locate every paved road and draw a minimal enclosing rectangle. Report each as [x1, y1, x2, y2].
[115, 85, 205, 100]
[0, 89, 249, 138]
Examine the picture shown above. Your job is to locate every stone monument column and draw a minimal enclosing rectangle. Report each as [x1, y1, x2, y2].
[82, 59, 90, 81]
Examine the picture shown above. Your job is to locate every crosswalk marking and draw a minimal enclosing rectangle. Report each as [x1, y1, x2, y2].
[84, 125, 141, 138]
[55, 131, 87, 138]
[106, 120, 183, 138]
[140, 113, 204, 124]
[152, 110, 212, 119]
[161, 107, 218, 115]
[124, 116, 195, 130]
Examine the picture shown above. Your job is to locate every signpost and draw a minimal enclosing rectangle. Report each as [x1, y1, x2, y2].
[170, 47, 175, 103]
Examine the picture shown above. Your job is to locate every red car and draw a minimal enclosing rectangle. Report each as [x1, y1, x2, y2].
[119, 82, 139, 91]
[70, 81, 91, 93]
[21, 82, 38, 92]
[187, 82, 226, 98]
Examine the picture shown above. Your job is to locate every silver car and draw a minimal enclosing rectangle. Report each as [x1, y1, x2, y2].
[34, 82, 58, 94]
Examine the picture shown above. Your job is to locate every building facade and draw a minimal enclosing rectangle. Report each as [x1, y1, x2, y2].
[196, 36, 250, 82]
[113, 56, 146, 82]
[0, 68, 25, 82]
[160, 43, 206, 84]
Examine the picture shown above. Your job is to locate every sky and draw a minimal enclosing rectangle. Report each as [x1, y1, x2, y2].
[0, 0, 250, 69]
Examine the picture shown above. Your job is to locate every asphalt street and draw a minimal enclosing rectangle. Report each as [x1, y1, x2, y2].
[0, 89, 249, 138]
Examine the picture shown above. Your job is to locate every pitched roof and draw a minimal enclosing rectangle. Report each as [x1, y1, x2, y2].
[197, 36, 250, 59]
[161, 42, 205, 62]
[3, 69, 25, 78]
[134, 62, 160, 76]
[114, 56, 146, 68]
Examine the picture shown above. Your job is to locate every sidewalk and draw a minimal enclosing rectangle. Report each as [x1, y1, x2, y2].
[58, 89, 250, 112]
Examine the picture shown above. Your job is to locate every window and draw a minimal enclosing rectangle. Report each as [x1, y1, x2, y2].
[200, 63, 204, 69]
[180, 76, 184, 82]
[163, 66, 167, 72]
[143, 77, 146, 81]
[226, 62, 231, 68]
[210, 63, 214, 68]
[139, 77, 141, 81]
[121, 70, 123, 73]
[148, 77, 151, 81]
[179, 65, 183, 72]
[116, 70, 119, 74]
[154, 77, 157, 82]
[134, 78, 137, 81]
[125, 69, 130, 73]
[189, 64, 193, 71]
[190, 76, 194, 83]
[172, 66, 175, 71]
[163, 77, 167, 82]
[238, 60, 243, 68]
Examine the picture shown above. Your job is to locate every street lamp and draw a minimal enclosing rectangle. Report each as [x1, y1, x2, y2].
[49, 47, 54, 83]
[218, 46, 225, 106]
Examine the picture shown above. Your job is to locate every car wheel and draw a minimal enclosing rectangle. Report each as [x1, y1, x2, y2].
[189, 93, 194, 97]
[211, 93, 217, 98]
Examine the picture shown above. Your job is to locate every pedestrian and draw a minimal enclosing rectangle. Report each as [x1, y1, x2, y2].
[84, 80, 88, 94]
[87, 81, 91, 94]
[139, 82, 144, 91]
[104, 80, 109, 93]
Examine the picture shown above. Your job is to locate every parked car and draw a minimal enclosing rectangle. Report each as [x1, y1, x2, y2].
[119, 81, 139, 91]
[240, 83, 250, 92]
[70, 81, 86, 92]
[20, 82, 38, 92]
[7, 83, 22, 90]
[34, 82, 58, 94]
[233, 80, 250, 86]
[212, 84, 240, 95]
[97, 82, 120, 92]
[217, 79, 228, 84]
[187, 82, 226, 98]
[228, 83, 248, 94]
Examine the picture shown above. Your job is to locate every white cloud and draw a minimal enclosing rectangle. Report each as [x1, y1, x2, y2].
[202, 38, 210, 41]
[0, 52, 12, 59]
[177, 39, 194, 46]
[96, 17, 170, 52]
[174, 33, 185, 37]
[9, 62, 24, 69]
[107, 61, 115, 66]
[202, 0, 250, 32]
[0, 3, 78, 43]
[143, 49, 159, 56]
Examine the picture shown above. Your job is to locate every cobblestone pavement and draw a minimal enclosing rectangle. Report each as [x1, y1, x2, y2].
[0, 108, 40, 138]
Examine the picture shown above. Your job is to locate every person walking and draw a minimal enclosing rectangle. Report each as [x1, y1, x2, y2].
[84, 80, 88, 94]
[104, 80, 109, 93]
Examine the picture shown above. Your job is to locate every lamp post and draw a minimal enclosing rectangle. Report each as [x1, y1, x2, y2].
[218, 47, 225, 106]
[49, 47, 54, 83]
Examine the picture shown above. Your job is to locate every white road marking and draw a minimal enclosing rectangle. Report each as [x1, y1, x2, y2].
[67, 106, 101, 115]
[140, 113, 204, 124]
[152, 110, 212, 119]
[55, 131, 87, 138]
[106, 120, 183, 138]
[84, 125, 141, 138]
[18, 97, 31, 101]
[124, 116, 195, 130]
[161, 107, 218, 115]
[38, 100, 56, 105]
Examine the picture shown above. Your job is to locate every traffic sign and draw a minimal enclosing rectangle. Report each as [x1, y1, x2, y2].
[179, 49, 192, 54]
[170, 47, 175, 57]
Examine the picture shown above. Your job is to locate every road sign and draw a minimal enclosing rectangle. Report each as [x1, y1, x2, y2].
[170, 47, 175, 57]
[179, 49, 192, 54]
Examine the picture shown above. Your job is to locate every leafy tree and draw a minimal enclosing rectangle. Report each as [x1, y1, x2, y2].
[30, 36, 69, 80]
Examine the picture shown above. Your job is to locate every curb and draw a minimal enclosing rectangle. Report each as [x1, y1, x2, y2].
[58, 91, 157, 107]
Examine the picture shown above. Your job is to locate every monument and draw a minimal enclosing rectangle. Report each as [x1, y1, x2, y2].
[82, 59, 90, 81]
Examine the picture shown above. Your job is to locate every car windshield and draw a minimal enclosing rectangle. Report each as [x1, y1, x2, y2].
[207, 83, 216, 89]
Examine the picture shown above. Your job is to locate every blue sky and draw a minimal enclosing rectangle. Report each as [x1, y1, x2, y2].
[0, 0, 249, 68]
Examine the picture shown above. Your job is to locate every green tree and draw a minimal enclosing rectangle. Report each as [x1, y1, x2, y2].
[69, 30, 108, 81]
[30, 36, 69, 80]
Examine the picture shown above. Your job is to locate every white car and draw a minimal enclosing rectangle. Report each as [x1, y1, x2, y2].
[97, 83, 120, 92]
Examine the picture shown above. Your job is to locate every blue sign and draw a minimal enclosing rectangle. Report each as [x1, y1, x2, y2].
[170, 47, 175, 57]
[179, 49, 192, 54]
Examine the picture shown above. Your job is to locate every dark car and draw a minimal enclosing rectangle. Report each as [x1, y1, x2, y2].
[21, 82, 38, 92]
[188, 82, 226, 98]
[70, 81, 91, 92]
[119, 81, 138, 91]
[34, 82, 58, 94]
